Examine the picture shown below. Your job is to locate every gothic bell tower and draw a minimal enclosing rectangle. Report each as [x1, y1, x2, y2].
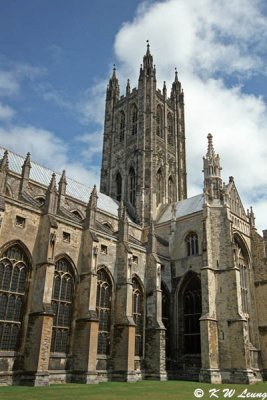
[100, 43, 187, 225]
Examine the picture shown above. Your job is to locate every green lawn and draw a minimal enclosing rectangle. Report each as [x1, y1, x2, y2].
[0, 381, 267, 400]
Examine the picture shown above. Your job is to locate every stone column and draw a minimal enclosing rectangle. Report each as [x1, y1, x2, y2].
[112, 243, 136, 382]
[72, 232, 99, 384]
[22, 185, 58, 386]
[72, 188, 100, 383]
[199, 265, 221, 384]
[144, 224, 167, 380]
[144, 254, 167, 380]
[22, 259, 55, 385]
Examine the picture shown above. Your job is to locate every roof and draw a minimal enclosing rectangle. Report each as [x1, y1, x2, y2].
[157, 194, 204, 223]
[0, 147, 119, 217]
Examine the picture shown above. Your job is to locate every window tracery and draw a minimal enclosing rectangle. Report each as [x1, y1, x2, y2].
[116, 172, 122, 202]
[132, 277, 143, 356]
[51, 258, 74, 353]
[119, 111, 125, 142]
[131, 104, 138, 135]
[167, 113, 174, 145]
[183, 276, 201, 354]
[0, 244, 29, 351]
[129, 168, 136, 207]
[96, 268, 112, 355]
[161, 282, 170, 357]
[186, 233, 199, 256]
[156, 169, 163, 205]
[156, 105, 163, 138]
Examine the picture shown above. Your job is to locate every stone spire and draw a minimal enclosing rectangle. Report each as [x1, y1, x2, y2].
[126, 79, 131, 96]
[0, 150, 8, 171]
[0, 150, 9, 195]
[58, 170, 67, 209]
[171, 68, 182, 99]
[147, 220, 156, 254]
[203, 134, 222, 200]
[118, 200, 128, 242]
[106, 64, 120, 101]
[44, 173, 58, 214]
[163, 81, 167, 98]
[20, 152, 31, 193]
[139, 41, 156, 79]
[85, 185, 98, 228]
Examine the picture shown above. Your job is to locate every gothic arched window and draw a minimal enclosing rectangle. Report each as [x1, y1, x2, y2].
[119, 111, 125, 142]
[168, 176, 174, 203]
[167, 113, 174, 145]
[116, 172, 122, 202]
[186, 233, 199, 256]
[156, 105, 163, 138]
[131, 104, 138, 135]
[129, 168, 136, 207]
[0, 244, 29, 351]
[51, 258, 75, 353]
[235, 239, 249, 314]
[156, 169, 163, 206]
[183, 276, 201, 354]
[161, 282, 171, 357]
[96, 268, 112, 355]
[132, 277, 143, 356]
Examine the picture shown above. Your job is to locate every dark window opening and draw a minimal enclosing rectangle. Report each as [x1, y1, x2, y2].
[186, 233, 199, 256]
[96, 269, 112, 355]
[119, 111, 125, 142]
[183, 276, 201, 354]
[131, 105, 138, 135]
[129, 168, 136, 207]
[161, 282, 171, 357]
[0, 245, 29, 351]
[51, 258, 74, 353]
[132, 278, 143, 356]
[116, 173, 122, 202]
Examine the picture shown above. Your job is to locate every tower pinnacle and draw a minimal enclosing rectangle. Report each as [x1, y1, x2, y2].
[203, 133, 222, 200]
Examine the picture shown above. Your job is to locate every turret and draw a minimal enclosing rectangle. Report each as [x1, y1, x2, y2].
[20, 152, 31, 193]
[171, 68, 182, 100]
[106, 65, 120, 102]
[0, 150, 8, 195]
[85, 185, 98, 229]
[58, 170, 67, 209]
[139, 41, 156, 80]
[118, 200, 129, 242]
[44, 173, 58, 214]
[203, 133, 222, 200]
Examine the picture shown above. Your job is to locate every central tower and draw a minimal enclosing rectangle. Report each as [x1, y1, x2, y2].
[100, 43, 187, 225]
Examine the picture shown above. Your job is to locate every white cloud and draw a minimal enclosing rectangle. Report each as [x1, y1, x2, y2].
[79, 81, 107, 126]
[0, 71, 20, 96]
[0, 103, 15, 120]
[0, 125, 99, 189]
[111, 0, 267, 232]
[77, 130, 103, 162]
[0, 57, 45, 97]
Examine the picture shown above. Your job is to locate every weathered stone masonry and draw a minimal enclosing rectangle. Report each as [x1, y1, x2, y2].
[0, 45, 267, 386]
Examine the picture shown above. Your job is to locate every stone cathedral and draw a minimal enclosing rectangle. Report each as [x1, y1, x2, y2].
[0, 44, 267, 386]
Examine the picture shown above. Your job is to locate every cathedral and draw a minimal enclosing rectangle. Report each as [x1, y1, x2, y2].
[0, 44, 267, 386]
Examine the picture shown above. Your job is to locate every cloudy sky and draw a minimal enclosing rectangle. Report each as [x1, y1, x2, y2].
[1, 0, 267, 232]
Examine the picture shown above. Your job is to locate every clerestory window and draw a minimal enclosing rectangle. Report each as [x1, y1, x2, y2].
[186, 233, 199, 256]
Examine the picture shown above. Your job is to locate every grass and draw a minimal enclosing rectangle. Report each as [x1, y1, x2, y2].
[0, 380, 267, 400]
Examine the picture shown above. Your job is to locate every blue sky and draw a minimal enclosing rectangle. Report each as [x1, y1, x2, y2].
[1, 0, 267, 232]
